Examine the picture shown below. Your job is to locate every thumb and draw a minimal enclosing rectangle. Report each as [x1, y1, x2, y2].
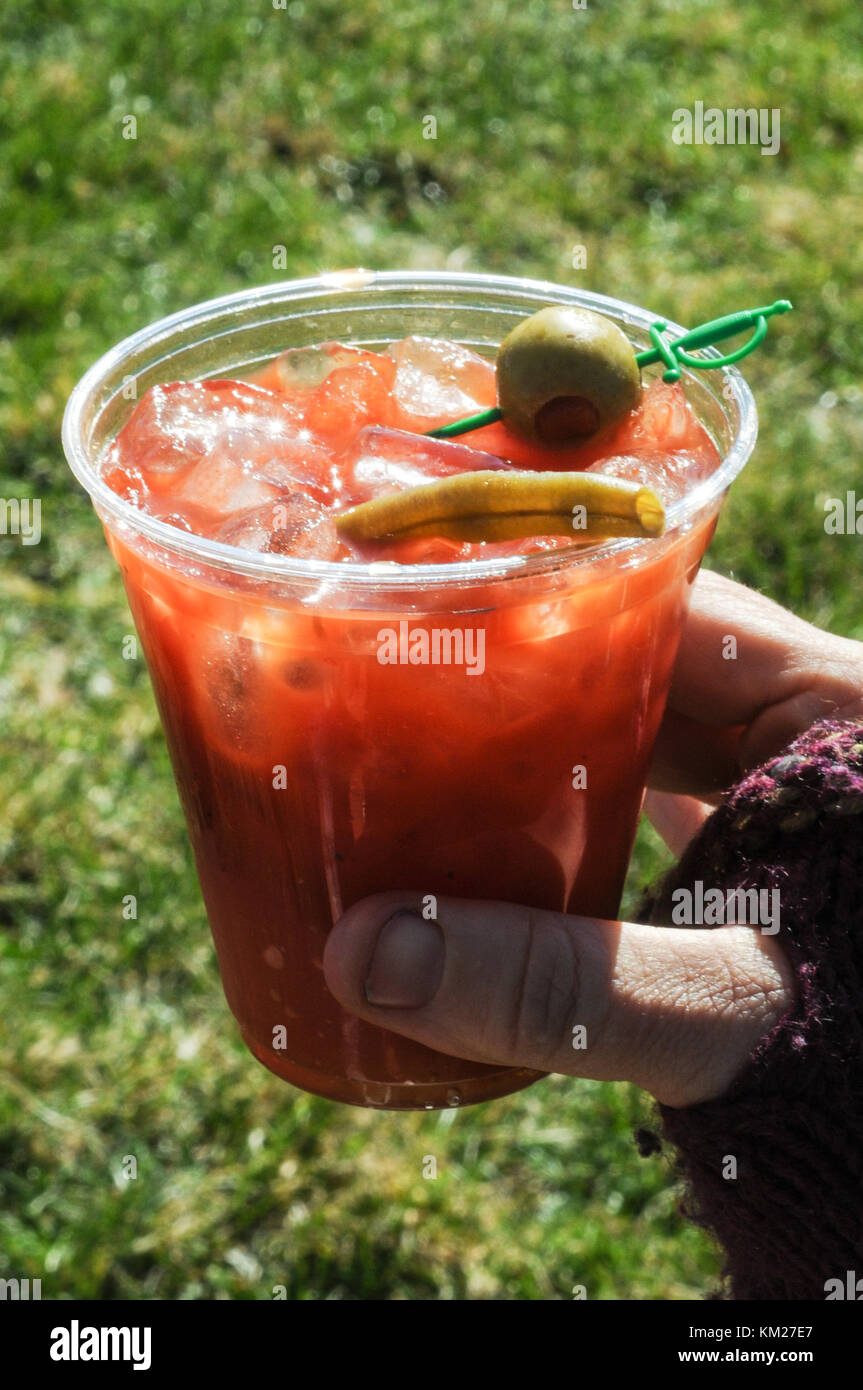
[323, 891, 794, 1108]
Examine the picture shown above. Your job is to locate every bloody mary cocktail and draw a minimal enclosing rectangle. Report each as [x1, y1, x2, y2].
[62, 273, 757, 1109]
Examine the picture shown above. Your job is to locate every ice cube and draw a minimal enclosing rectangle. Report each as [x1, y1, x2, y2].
[151, 510, 195, 533]
[627, 380, 705, 453]
[100, 451, 151, 505]
[214, 495, 348, 562]
[337, 425, 513, 504]
[175, 454, 281, 521]
[105, 382, 214, 491]
[213, 501, 288, 552]
[195, 419, 332, 501]
[302, 351, 397, 442]
[248, 343, 398, 446]
[104, 379, 331, 500]
[250, 341, 378, 392]
[599, 380, 719, 482]
[586, 449, 708, 502]
[277, 513, 346, 562]
[387, 336, 496, 430]
[198, 629, 263, 757]
[251, 439, 334, 499]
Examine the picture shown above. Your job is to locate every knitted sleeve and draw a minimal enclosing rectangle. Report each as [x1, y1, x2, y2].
[639, 718, 863, 1301]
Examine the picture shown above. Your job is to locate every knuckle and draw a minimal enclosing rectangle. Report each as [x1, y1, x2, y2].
[503, 913, 580, 1068]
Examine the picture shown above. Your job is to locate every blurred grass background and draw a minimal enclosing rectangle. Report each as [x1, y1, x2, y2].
[1, 0, 861, 1300]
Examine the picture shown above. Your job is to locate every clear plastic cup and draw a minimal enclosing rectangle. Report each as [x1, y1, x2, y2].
[62, 270, 757, 1110]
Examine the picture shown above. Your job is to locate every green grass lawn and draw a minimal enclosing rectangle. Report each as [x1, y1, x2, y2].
[1, 0, 862, 1300]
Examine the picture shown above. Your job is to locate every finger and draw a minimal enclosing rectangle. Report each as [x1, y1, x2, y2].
[643, 789, 712, 857]
[670, 570, 863, 736]
[651, 571, 863, 796]
[323, 891, 794, 1108]
[648, 709, 744, 795]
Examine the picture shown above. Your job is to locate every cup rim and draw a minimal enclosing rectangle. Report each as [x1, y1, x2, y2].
[61, 269, 759, 590]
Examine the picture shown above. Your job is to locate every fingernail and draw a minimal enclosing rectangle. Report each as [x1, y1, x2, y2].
[364, 911, 444, 1009]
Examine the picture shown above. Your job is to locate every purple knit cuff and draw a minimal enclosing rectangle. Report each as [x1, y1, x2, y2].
[639, 718, 863, 1300]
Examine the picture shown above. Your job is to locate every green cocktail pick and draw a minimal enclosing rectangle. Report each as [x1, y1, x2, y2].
[427, 298, 793, 440]
[639, 298, 793, 380]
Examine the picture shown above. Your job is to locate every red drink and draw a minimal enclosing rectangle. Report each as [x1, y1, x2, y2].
[63, 273, 756, 1109]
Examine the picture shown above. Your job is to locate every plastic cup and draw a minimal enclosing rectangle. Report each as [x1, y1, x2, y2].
[62, 270, 757, 1110]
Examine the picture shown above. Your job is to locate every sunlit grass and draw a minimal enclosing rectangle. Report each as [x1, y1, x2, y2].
[1, 0, 861, 1299]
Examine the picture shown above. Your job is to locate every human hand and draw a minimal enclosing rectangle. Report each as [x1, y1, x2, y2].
[646, 569, 863, 853]
[323, 573, 863, 1109]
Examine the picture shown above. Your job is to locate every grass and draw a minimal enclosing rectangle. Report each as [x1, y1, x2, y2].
[1, 0, 862, 1300]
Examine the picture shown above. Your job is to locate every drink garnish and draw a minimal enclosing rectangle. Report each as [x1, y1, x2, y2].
[334, 469, 665, 544]
[428, 299, 792, 445]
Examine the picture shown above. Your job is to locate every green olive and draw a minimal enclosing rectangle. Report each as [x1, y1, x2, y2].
[496, 306, 642, 445]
